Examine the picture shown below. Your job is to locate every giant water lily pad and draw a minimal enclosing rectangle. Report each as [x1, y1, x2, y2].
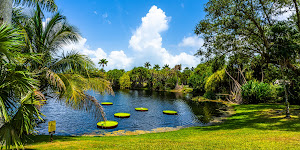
[114, 113, 131, 118]
[101, 102, 113, 105]
[135, 107, 148, 111]
[97, 121, 118, 129]
[163, 110, 178, 115]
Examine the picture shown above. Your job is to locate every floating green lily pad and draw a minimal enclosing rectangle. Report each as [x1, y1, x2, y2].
[97, 121, 118, 129]
[101, 102, 113, 105]
[163, 110, 178, 115]
[135, 107, 148, 111]
[114, 113, 131, 118]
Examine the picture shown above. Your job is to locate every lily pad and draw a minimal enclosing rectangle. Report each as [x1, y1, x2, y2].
[163, 110, 178, 115]
[135, 107, 149, 111]
[114, 113, 131, 118]
[97, 121, 118, 129]
[101, 102, 113, 105]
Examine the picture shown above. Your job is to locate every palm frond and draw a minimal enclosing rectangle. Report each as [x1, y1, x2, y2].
[13, 0, 57, 12]
[51, 51, 94, 75]
[0, 91, 43, 149]
[55, 73, 113, 120]
[0, 24, 23, 62]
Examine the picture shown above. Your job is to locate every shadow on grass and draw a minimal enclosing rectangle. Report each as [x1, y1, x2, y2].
[24, 135, 81, 147]
[195, 104, 300, 132]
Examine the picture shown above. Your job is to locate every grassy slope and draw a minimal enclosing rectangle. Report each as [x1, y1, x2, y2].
[25, 104, 300, 150]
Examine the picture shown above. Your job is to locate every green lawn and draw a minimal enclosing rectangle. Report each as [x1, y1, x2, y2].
[25, 104, 300, 150]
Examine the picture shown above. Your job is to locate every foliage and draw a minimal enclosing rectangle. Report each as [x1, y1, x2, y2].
[98, 59, 108, 68]
[203, 91, 216, 100]
[0, 6, 113, 149]
[119, 72, 131, 89]
[106, 69, 125, 89]
[130, 67, 150, 88]
[0, 24, 43, 149]
[241, 80, 281, 104]
[205, 68, 226, 92]
[188, 63, 212, 94]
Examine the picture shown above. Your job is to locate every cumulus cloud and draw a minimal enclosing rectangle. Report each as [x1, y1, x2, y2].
[61, 37, 133, 70]
[129, 5, 198, 68]
[179, 35, 204, 48]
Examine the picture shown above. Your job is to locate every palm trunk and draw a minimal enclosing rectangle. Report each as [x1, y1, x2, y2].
[0, 0, 12, 24]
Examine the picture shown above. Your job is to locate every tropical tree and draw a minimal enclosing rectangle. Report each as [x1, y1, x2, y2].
[163, 64, 170, 70]
[98, 58, 108, 69]
[120, 71, 131, 89]
[0, 6, 113, 148]
[130, 67, 149, 88]
[173, 64, 182, 88]
[195, 0, 300, 75]
[0, 0, 57, 24]
[106, 69, 125, 89]
[153, 64, 160, 71]
[0, 24, 45, 149]
[144, 62, 151, 69]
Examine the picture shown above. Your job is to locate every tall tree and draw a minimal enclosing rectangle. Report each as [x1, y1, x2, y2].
[153, 64, 160, 71]
[0, 6, 113, 148]
[144, 62, 151, 69]
[173, 64, 182, 88]
[98, 58, 108, 69]
[163, 64, 170, 70]
[195, 0, 300, 75]
[0, 0, 57, 24]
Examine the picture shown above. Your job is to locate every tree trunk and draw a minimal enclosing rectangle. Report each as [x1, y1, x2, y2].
[0, 0, 12, 24]
[280, 65, 291, 119]
[293, 0, 300, 31]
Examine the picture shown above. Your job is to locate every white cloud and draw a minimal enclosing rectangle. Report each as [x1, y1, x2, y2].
[274, 7, 295, 21]
[179, 35, 204, 48]
[94, 11, 98, 15]
[61, 37, 132, 70]
[129, 5, 198, 68]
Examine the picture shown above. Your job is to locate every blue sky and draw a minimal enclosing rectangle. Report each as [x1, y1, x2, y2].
[53, 0, 208, 70]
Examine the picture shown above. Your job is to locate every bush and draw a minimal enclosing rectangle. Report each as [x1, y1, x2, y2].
[241, 80, 281, 104]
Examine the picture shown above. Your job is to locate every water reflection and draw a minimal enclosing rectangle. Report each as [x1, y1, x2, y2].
[35, 90, 226, 136]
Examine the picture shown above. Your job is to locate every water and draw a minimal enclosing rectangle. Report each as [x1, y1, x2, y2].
[35, 90, 226, 136]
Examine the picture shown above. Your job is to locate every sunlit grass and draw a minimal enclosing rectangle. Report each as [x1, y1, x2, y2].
[25, 104, 300, 149]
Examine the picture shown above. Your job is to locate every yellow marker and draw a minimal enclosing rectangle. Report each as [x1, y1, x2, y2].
[48, 120, 56, 133]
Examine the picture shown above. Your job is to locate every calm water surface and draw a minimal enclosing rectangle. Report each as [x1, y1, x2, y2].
[36, 90, 226, 135]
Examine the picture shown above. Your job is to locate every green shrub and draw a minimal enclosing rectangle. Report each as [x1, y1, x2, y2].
[241, 80, 280, 104]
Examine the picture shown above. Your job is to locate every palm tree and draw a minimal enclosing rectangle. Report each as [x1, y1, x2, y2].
[173, 64, 182, 88]
[21, 4, 113, 118]
[153, 64, 160, 71]
[98, 58, 108, 68]
[0, 24, 44, 149]
[163, 64, 170, 70]
[144, 62, 151, 69]
[0, 0, 57, 24]
[0, 6, 113, 148]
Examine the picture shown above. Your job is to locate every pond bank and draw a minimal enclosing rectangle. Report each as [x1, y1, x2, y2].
[25, 104, 300, 149]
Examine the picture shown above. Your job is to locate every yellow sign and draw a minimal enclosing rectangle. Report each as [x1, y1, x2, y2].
[48, 120, 56, 133]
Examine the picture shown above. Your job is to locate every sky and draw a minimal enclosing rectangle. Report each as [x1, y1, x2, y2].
[41, 0, 294, 71]
[47, 0, 208, 70]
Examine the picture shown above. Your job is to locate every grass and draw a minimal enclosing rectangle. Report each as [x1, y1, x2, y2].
[25, 104, 300, 150]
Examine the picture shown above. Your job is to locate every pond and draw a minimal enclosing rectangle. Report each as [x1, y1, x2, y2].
[35, 90, 227, 136]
